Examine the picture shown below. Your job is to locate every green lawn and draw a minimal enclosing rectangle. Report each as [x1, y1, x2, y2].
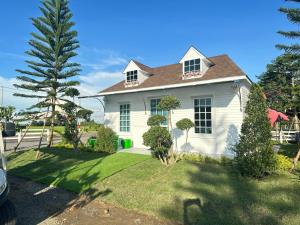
[7, 145, 300, 225]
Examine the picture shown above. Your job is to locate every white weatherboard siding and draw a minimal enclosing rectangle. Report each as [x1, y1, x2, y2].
[104, 81, 246, 157]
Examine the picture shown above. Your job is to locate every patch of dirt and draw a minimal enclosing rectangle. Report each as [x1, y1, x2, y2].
[8, 176, 177, 225]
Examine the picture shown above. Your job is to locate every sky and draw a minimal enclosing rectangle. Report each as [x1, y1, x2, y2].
[0, 0, 298, 121]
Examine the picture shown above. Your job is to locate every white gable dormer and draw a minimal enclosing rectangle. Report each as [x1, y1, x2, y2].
[180, 46, 213, 80]
[123, 60, 152, 88]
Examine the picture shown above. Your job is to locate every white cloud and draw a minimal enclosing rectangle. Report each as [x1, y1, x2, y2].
[79, 71, 123, 85]
[0, 75, 37, 111]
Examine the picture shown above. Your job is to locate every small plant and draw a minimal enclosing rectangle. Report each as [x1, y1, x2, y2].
[95, 126, 118, 154]
[176, 118, 194, 151]
[275, 154, 292, 171]
[181, 153, 204, 162]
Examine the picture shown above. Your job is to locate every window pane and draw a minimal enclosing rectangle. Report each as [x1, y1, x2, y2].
[195, 65, 200, 71]
[190, 65, 194, 71]
[194, 98, 212, 134]
[195, 58, 200, 64]
[206, 98, 211, 105]
[190, 60, 194, 65]
[184, 66, 189, 73]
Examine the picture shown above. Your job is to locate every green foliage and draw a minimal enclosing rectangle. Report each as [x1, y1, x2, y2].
[176, 118, 194, 131]
[143, 126, 172, 160]
[14, 0, 81, 147]
[276, 0, 300, 54]
[147, 115, 166, 126]
[0, 106, 15, 122]
[95, 126, 118, 154]
[258, 55, 297, 112]
[275, 154, 292, 171]
[234, 84, 277, 178]
[157, 96, 181, 111]
[181, 153, 204, 162]
[62, 102, 92, 151]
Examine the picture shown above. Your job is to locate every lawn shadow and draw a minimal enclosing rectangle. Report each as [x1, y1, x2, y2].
[159, 161, 299, 225]
[8, 175, 111, 225]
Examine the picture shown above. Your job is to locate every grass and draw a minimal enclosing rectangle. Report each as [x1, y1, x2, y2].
[7, 144, 300, 225]
[7, 148, 150, 193]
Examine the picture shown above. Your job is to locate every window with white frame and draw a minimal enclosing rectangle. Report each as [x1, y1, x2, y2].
[184, 58, 201, 73]
[194, 98, 212, 134]
[150, 99, 168, 126]
[120, 104, 130, 132]
[126, 70, 138, 82]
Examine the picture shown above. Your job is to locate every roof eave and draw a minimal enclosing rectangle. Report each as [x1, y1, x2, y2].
[95, 75, 250, 97]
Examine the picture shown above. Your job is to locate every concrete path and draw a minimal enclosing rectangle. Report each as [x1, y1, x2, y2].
[118, 147, 152, 155]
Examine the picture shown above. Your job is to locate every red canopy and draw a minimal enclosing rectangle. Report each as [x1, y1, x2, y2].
[267, 108, 289, 127]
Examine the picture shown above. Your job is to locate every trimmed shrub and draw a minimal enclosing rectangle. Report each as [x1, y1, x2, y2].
[147, 115, 166, 127]
[234, 84, 277, 178]
[95, 126, 118, 154]
[275, 154, 292, 171]
[181, 153, 204, 162]
[143, 126, 172, 164]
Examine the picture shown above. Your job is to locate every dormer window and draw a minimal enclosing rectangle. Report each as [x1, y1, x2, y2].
[126, 70, 138, 82]
[184, 58, 201, 74]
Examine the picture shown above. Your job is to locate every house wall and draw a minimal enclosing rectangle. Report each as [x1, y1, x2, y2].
[104, 81, 249, 157]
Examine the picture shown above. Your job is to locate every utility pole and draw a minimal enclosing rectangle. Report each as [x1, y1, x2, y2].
[0, 86, 3, 106]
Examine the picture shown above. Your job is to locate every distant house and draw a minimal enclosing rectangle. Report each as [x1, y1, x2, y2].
[97, 47, 251, 157]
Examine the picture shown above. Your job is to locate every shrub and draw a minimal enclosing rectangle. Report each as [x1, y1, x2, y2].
[181, 153, 204, 162]
[95, 126, 118, 154]
[143, 126, 172, 165]
[176, 118, 194, 151]
[275, 154, 292, 171]
[234, 84, 277, 178]
[147, 115, 166, 126]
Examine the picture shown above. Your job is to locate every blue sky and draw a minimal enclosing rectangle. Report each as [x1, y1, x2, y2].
[0, 0, 297, 117]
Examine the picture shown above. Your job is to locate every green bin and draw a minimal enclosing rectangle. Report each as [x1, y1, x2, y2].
[121, 139, 133, 149]
[87, 137, 97, 148]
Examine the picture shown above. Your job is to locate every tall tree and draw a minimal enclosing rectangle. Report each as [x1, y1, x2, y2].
[234, 85, 276, 178]
[14, 0, 81, 147]
[276, 0, 300, 55]
[258, 55, 296, 113]
[276, 0, 300, 116]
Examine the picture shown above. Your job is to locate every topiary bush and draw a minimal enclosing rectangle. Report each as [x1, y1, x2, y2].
[95, 126, 118, 154]
[143, 126, 172, 165]
[275, 154, 292, 171]
[147, 115, 166, 126]
[234, 84, 277, 178]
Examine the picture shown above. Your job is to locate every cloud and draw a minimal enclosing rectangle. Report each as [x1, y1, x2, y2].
[78, 47, 128, 70]
[0, 51, 26, 60]
[0, 75, 37, 111]
[79, 71, 123, 85]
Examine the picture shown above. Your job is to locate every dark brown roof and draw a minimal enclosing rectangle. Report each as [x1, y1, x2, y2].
[100, 54, 246, 94]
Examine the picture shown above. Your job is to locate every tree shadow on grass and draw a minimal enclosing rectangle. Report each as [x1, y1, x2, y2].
[7, 147, 114, 224]
[159, 162, 300, 225]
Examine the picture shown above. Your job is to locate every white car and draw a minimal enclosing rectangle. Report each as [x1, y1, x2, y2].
[0, 157, 16, 225]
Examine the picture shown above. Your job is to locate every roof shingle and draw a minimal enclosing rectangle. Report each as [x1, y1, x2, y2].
[100, 54, 246, 94]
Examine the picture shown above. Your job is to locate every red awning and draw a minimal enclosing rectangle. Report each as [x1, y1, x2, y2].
[267, 108, 289, 127]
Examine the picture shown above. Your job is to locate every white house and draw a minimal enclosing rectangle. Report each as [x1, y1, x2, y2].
[97, 47, 251, 157]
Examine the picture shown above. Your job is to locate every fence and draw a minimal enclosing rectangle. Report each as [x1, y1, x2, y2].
[4, 128, 50, 143]
[271, 130, 297, 143]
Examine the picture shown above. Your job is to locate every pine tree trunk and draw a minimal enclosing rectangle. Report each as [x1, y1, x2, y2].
[47, 103, 56, 148]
